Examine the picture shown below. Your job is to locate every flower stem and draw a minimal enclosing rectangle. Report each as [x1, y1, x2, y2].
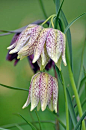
[41, 14, 56, 26]
[60, 71, 69, 130]
[66, 47, 86, 130]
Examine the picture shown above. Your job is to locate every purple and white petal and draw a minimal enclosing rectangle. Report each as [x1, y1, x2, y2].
[22, 85, 31, 109]
[46, 29, 62, 63]
[32, 28, 51, 63]
[40, 73, 53, 111]
[52, 77, 58, 113]
[30, 72, 41, 111]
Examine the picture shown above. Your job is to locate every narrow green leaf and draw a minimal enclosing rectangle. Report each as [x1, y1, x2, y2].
[77, 39, 86, 91]
[60, 10, 73, 71]
[79, 76, 86, 95]
[74, 111, 86, 130]
[1, 121, 55, 129]
[15, 113, 37, 130]
[69, 113, 73, 130]
[55, 0, 60, 14]
[55, 65, 62, 84]
[15, 124, 23, 130]
[64, 13, 86, 34]
[57, 0, 64, 18]
[0, 128, 9, 130]
[81, 98, 86, 107]
[35, 111, 42, 130]
[66, 88, 77, 127]
[0, 20, 48, 36]
[38, 0, 47, 18]
[54, 0, 64, 29]
[54, 114, 66, 129]
[0, 83, 29, 92]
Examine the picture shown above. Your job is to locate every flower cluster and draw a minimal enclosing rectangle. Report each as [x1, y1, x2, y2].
[22, 72, 58, 113]
[7, 24, 66, 71]
[7, 23, 67, 112]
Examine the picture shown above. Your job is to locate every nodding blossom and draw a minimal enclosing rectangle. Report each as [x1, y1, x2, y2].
[7, 24, 67, 70]
[6, 32, 54, 73]
[22, 72, 58, 112]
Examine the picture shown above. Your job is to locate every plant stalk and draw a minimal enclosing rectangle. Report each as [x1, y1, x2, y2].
[66, 47, 86, 130]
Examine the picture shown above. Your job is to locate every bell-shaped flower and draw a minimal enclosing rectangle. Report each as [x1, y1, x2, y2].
[32, 28, 67, 70]
[7, 24, 43, 55]
[7, 24, 66, 70]
[6, 32, 54, 72]
[22, 72, 58, 113]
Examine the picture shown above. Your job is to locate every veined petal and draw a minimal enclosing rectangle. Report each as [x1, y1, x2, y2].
[40, 73, 53, 111]
[53, 77, 58, 113]
[30, 72, 41, 111]
[41, 44, 50, 66]
[9, 24, 42, 54]
[55, 55, 62, 71]
[61, 34, 67, 66]
[22, 85, 31, 109]
[33, 28, 51, 63]
[7, 42, 17, 50]
[22, 72, 40, 110]
[46, 29, 62, 63]
[18, 43, 35, 60]
[37, 44, 50, 71]
[48, 96, 54, 111]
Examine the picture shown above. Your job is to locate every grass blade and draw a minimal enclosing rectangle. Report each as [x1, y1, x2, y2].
[35, 111, 42, 130]
[1, 121, 55, 129]
[0, 20, 48, 36]
[74, 111, 86, 130]
[55, 65, 62, 84]
[66, 88, 77, 127]
[0, 83, 29, 92]
[54, 114, 66, 129]
[15, 113, 37, 130]
[0, 128, 9, 130]
[55, 0, 60, 14]
[38, 0, 47, 18]
[77, 39, 86, 91]
[60, 10, 73, 71]
[79, 76, 86, 95]
[64, 13, 86, 34]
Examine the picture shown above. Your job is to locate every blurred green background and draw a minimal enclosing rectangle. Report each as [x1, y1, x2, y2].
[0, 0, 86, 130]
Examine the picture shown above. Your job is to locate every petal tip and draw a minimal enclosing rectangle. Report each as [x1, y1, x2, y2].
[9, 49, 17, 54]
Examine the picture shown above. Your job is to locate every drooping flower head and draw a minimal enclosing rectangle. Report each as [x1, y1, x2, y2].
[6, 31, 54, 73]
[7, 24, 67, 70]
[22, 72, 58, 113]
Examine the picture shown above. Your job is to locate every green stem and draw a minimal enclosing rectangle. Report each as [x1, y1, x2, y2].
[38, 0, 47, 18]
[60, 71, 69, 130]
[41, 14, 56, 26]
[66, 46, 86, 130]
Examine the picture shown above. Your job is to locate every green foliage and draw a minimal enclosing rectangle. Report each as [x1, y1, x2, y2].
[0, 0, 86, 130]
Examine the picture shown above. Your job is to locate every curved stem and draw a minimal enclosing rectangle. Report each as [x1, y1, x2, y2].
[66, 46, 86, 130]
[41, 14, 56, 26]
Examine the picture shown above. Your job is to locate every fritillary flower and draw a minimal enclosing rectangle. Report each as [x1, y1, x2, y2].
[22, 72, 58, 112]
[7, 24, 66, 70]
[6, 32, 53, 73]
